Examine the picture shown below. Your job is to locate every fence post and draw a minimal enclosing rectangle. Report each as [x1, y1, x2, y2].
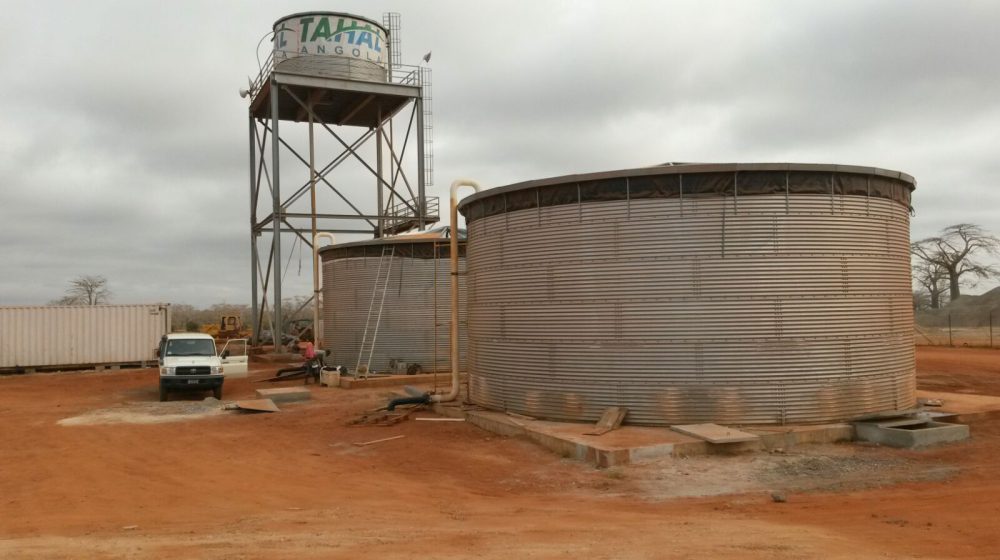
[948, 313, 953, 347]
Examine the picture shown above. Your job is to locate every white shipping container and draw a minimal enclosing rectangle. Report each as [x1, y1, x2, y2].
[0, 304, 171, 370]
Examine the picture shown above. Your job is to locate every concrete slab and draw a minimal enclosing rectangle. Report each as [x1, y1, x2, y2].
[441, 407, 854, 468]
[255, 387, 311, 404]
[854, 418, 970, 448]
[671, 423, 760, 444]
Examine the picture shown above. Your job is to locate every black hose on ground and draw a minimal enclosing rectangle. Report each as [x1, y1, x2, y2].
[387, 394, 430, 411]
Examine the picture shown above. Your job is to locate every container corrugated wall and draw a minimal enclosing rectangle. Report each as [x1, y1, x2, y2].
[0, 304, 171, 370]
[321, 240, 466, 373]
[459, 165, 916, 426]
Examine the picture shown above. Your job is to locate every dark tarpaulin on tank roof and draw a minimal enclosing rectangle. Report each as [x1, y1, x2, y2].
[459, 169, 915, 223]
[505, 189, 538, 212]
[539, 183, 579, 207]
[629, 174, 681, 198]
[322, 241, 466, 261]
[463, 199, 485, 222]
[682, 172, 734, 198]
[788, 171, 830, 195]
[870, 176, 911, 207]
[481, 194, 505, 219]
[835, 173, 869, 197]
[579, 177, 628, 202]
[736, 171, 785, 195]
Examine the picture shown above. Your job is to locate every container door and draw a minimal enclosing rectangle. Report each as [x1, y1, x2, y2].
[219, 338, 249, 377]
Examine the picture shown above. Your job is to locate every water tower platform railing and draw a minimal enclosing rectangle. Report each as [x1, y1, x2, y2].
[384, 196, 440, 236]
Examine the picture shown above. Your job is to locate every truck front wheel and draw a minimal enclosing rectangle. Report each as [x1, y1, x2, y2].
[213, 386, 222, 400]
[159, 384, 168, 402]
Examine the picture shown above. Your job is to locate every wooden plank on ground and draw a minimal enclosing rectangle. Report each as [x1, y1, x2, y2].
[353, 435, 405, 447]
[584, 407, 628, 436]
[670, 423, 759, 444]
[226, 399, 280, 413]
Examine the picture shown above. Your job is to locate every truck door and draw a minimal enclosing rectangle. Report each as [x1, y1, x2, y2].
[218, 338, 249, 377]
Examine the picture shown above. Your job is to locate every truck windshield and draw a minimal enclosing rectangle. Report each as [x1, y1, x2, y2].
[165, 339, 216, 357]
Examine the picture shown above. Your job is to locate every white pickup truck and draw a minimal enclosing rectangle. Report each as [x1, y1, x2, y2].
[156, 333, 248, 401]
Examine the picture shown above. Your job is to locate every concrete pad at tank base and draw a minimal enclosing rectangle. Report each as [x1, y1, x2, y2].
[854, 418, 970, 448]
[438, 407, 853, 468]
[255, 387, 311, 404]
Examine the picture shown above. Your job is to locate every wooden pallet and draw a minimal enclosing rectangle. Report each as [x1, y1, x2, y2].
[348, 405, 424, 427]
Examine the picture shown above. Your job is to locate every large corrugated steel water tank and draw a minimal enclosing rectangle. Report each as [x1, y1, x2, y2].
[320, 232, 467, 373]
[273, 12, 389, 82]
[458, 163, 916, 426]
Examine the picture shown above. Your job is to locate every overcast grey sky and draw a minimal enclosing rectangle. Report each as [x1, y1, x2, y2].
[1, 0, 998, 307]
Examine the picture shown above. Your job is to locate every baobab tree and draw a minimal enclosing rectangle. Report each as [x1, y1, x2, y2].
[912, 260, 948, 309]
[911, 224, 1000, 301]
[52, 275, 112, 305]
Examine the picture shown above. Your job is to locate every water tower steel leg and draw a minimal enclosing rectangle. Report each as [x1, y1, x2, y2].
[270, 82, 283, 345]
[377, 108, 384, 237]
[249, 114, 260, 346]
[415, 96, 426, 229]
[309, 105, 318, 345]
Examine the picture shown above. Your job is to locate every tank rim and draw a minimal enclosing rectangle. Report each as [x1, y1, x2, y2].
[457, 162, 916, 212]
[273, 12, 389, 34]
[318, 235, 465, 258]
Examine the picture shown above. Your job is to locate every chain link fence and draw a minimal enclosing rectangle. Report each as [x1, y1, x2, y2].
[915, 308, 1000, 347]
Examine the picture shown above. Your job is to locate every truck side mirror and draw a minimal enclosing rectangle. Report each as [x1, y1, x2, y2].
[221, 350, 230, 359]
[155, 348, 160, 358]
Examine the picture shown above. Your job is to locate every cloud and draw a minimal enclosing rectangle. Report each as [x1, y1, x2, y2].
[1, 0, 999, 306]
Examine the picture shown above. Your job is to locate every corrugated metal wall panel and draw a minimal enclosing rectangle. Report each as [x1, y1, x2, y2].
[321, 247, 466, 373]
[0, 304, 170, 369]
[464, 189, 915, 426]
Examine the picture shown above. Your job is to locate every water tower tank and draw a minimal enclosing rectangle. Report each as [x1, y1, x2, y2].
[458, 163, 916, 426]
[273, 12, 389, 82]
[320, 231, 467, 374]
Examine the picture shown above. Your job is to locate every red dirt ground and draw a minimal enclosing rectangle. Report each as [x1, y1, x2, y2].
[1, 346, 999, 559]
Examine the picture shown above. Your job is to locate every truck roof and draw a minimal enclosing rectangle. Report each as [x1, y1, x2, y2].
[165, 332, 215, 340]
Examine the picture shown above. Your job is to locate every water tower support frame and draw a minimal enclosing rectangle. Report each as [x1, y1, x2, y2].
[247, 70, 435, 347]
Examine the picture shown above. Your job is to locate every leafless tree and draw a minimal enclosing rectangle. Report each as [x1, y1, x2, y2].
[911, 260, 949, 309]
[911, 224, 1000, 301]
[53, 275, 111, 305]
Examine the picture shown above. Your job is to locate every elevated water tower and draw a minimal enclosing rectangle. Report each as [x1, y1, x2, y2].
[243, 12, 436, 345]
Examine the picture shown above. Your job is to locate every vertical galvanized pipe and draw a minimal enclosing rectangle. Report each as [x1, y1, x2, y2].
[430, 179, 479, 403]
[312, 233, 335, 349]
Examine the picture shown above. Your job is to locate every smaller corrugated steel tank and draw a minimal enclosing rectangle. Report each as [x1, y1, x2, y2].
[320, 236, 467, 373]
[0, 304, 171, 370]
[458, 163, 916, 426]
